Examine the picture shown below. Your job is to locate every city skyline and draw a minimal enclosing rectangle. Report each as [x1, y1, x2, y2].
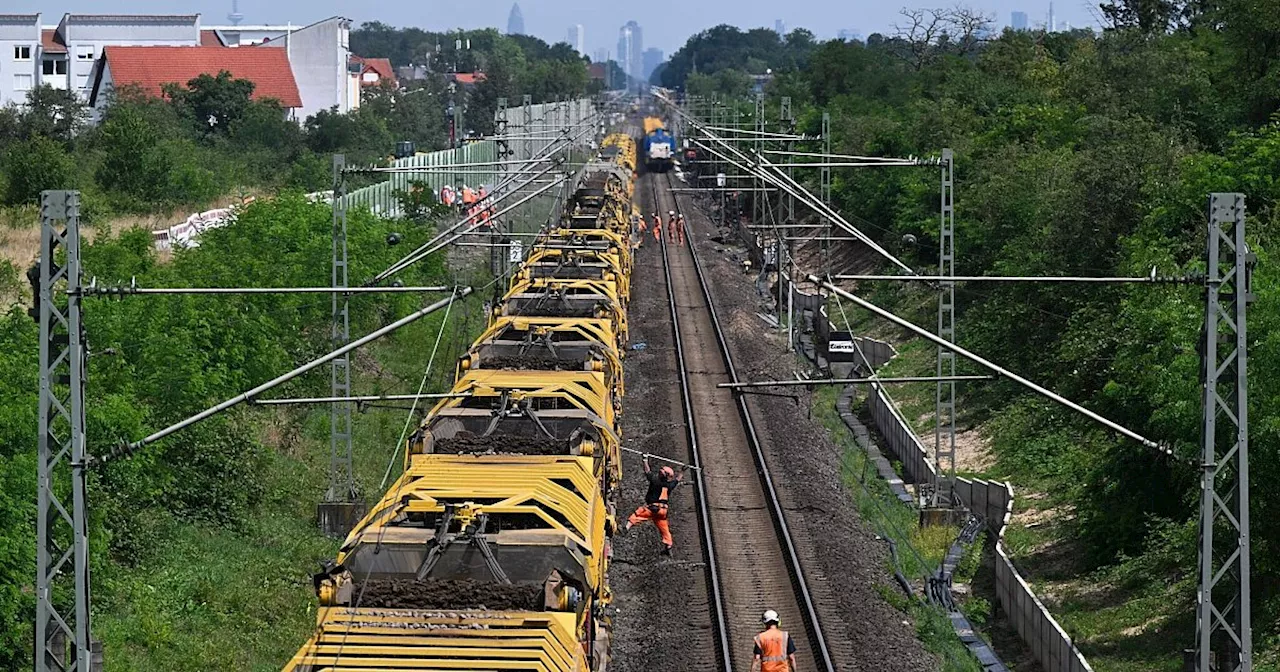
[1, 0, 1104, 57]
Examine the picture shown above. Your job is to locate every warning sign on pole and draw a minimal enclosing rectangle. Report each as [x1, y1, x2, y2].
[508, 240, 523, 263]
[716, 173, 726, 188]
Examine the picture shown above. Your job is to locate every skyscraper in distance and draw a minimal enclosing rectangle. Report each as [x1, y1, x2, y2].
[774, 19, 786, 36]
[1011, 10, 1028, 29]
[617, 21, 643, 90]
[507, 3, 525, 35]
[642, 48, 664, 82]
[568, 24, 586, 56]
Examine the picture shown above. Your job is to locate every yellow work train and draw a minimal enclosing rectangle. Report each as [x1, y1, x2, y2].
[283, 132, 638, 672]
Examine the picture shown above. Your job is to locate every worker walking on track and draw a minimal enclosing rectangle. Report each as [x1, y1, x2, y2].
[652, 211, 663, 243]
[752, 610, 798, 672]
[624, 454, 686, 555]
[666, 210, 677, 245]
[674, 213, 687, 247]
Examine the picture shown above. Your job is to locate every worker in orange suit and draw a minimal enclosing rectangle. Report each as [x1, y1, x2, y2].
[666, 210, 677, 245]
[651, 211, 663, 243]
[624, 455, 686, 555]
[752, 610, 798, 672]
[674, 213, 687, 247]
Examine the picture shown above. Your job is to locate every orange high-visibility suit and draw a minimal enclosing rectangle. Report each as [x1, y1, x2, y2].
[753, 627, 797, 672]
[651, 214, 663, 243]
[674, 214, 687, 246]
[627, 466, 681, 550]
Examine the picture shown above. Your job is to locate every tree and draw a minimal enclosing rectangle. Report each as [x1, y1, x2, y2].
[164, 71, 255, 137]
[94, 103, 173, 206]
[1098, 0, 1186, 33]
[17, 85, 87, 145]
[890, 6, 994, 70]
[1, 136, 76, 205]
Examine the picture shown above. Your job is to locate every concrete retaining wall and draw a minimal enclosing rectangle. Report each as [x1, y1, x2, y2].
[861, 386, 1094, 672]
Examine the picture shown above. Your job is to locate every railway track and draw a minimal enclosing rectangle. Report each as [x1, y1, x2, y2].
[649, 171, 837, 672]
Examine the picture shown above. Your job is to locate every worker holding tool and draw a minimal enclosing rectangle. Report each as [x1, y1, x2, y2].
[624, 453, 686, 556]
[752, 609, 798, 672]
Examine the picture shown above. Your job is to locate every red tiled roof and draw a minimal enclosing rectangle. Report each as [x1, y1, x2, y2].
[361, 57, 396, 85]
[452, 72, 486, 85]
[42, 29, 67, 54]
[199, 29, 224, 47]
[102, 45, 302, 108]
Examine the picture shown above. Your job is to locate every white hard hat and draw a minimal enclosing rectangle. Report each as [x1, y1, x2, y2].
[669, 210, 675, 215]
[762, 609, 780, 625]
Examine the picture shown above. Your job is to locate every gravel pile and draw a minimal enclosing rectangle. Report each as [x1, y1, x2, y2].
[435, 434, 569, 456]
[355, 578, 543, 611]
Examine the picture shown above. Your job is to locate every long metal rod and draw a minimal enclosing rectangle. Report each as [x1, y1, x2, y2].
[812, 277, 1172, 454]
[718, 375, 996, 389]
[671, 187, 780, 193]
[835, 274, 1181, 283]
[699, 125, 813, 139]
[82, 285, 454, 296]
[765, 149, 939, 163]
[106, 288, 471, 460]
[771, 161, 923, 168]
[252, 393, 468, 405]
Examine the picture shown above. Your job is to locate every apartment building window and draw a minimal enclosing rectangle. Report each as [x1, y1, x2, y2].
[14, 46, 32, 61]
[14, 74, 33, 91]
[75, 74, 88, 90]
[42, 59, 68, 76]
[77, 46, 94, 61]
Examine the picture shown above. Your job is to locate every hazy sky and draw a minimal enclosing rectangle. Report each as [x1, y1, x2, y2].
[8, 0, 1101, 57]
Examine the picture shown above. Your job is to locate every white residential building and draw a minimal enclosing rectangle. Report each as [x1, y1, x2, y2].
[0, 14, 41, 106]
[1, 13, 361, 122]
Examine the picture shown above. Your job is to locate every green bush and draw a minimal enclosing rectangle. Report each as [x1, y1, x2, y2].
[2, 135, 77, 205]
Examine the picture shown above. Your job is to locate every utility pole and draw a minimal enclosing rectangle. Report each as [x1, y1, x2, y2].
[781, 96, 795, 351]
[934, 148, 956, 507]
[319, 156, 361, 537]
[494, 98, 509, 277]
[820, 112, 832, 276]
[1195, 193, 1253, 672]
[36, 190, 95, 672]
[523, 94, 533, 168]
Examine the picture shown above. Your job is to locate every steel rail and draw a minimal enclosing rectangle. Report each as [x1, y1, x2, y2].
[652, 174, 734, 672]
[665, 172, 838, 672]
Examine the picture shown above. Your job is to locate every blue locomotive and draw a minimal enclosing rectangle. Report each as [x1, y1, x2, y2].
[642, 117, 677, 173]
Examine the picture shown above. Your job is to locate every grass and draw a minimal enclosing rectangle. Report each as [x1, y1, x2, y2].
[90, 261, 495, 671]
